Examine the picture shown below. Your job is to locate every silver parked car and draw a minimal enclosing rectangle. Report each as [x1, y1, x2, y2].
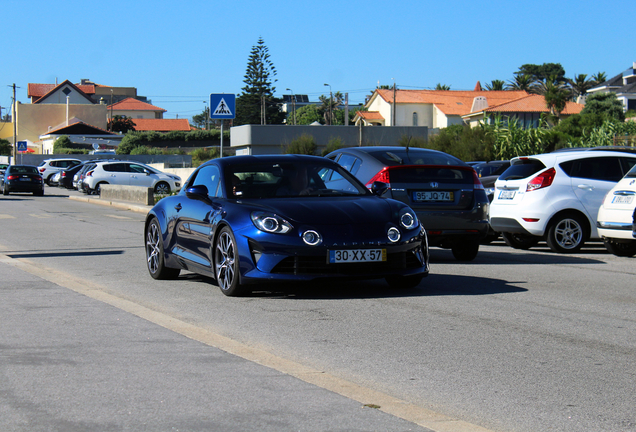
[81, 160, 181, 195]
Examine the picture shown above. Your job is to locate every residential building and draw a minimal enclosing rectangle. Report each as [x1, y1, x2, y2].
[39, 117, 122, 154]
[586, 62, 636, 112]
[462, 94, 585, 128]
[107, 97, 166, 120]
[355, 86, 529, 128]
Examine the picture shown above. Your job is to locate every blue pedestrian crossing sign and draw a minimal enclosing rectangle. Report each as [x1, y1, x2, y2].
[17, 141, 28, 152]
[209, 94, 235, 119]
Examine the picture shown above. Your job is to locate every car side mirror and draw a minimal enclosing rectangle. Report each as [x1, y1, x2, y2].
[185, 184, 209, 200]
[371, 181, 390, 196]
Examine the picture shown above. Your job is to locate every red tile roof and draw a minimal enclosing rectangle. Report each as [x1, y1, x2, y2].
[356, 111, 384, 120]
[31, 80, 96, 104]
[108, 97, 166, 112]
[480, 94, 584, 115]
[132, 118, 192, 132]
[28, 82, 96, 99]
[375, 89, 529, 116]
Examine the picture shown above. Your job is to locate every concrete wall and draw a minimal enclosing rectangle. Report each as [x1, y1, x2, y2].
[16, 103, 108, 144]
[230, 125, 429, 155]
[100, 184, 154, 206]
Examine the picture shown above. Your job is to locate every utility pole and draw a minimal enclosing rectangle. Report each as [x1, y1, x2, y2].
[11, 84, 18, 162]
[392, 82, 396, 126]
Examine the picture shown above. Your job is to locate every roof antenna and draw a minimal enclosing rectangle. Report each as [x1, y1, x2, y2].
[406, 136, 411, 156]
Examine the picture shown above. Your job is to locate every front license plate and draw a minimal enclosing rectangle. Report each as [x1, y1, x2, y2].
[329, 249, 386, 263]
[611, 195, 634, 205]
[498, 190, 516, 200]
[413, 191, 453, 202]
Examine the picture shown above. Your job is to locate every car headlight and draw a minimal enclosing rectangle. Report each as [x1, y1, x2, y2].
[387, 227, 401, 242]
[251, 212, 293, 234]
[399, 209, 418, 230]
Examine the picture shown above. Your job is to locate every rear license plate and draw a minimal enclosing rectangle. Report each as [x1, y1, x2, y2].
[19, 178, 31, 181]
[498, 190, 516, 200]
[329, 249, 386, 263]
[413, 191, 453, 202]
[611, 195, 634, 205]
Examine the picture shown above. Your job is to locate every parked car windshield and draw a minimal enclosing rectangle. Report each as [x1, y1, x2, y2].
[499, 159, 547, 181]
[9, 166, 38, 174]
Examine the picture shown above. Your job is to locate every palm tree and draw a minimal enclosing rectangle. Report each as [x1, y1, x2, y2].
[567, 74, 594, 100]
[435, 83, 451, 90]
[505, 74, 536, 91]
[591, 72, 607, 86]
[319, 91, 343, 125]
[485, 80, 506, 91]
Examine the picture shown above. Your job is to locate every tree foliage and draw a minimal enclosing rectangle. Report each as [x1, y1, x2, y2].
[485, 80, 505, 91]
[516, 63, 566, 82]
[0, 138, 12, 156]
[581, 92, 625, 122]
[53, 135, 73, 152]
[235, 37, 284, 126]
[435, 83, 451, 90]
[283, 134, 317, 155]
[108, 115, 136, 133]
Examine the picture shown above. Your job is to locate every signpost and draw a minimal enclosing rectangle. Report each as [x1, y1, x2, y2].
[17, 141, 27, 164]
[209, 94, 235, 158]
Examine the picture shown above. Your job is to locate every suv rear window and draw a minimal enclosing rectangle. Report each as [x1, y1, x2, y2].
[390, 167, 473, 183]
[499, 159, 547, 180]
[368, 149, 463, 166]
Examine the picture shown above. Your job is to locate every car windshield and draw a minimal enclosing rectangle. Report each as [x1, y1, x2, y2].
[368, 149, 464, 166]
[9, 166, 38, 174]
[225, 161, 369, 198]
[499, 159, 547, 181]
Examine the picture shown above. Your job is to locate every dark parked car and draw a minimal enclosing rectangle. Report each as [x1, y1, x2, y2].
[145, 155, 429, 296]
[472, 160, 511, 200]
[326, 147, 489, 261]
[1, 165, 44, 196]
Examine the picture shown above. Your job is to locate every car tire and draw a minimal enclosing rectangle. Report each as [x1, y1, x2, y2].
[3, 187, 8, 196]
[451, 240, 480, 261]
[385, 275, 423, 289]
[95, 182, 108, 195]
[154, 182, 171, 195]
[546, 213, 588, 253]
[145, 217, 181, 280]
[34, 190, 44, 196]
[502, 232, 540, 250]
[214, 226, 245, 296]
[603, 239, 636, 257]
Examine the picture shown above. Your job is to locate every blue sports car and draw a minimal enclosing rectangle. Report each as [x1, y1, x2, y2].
[145, 155, 429, 296]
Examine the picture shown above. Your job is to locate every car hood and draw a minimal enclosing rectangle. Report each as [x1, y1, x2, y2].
[246, 196, 396, 225]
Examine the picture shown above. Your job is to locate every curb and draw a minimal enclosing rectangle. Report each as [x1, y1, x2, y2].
[68, 195, 151, 214]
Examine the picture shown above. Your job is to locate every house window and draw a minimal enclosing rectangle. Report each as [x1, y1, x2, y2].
[412, 112, 418, 126]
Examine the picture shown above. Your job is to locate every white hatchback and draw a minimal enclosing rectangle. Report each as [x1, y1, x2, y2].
[489, 148, 636, 253]
[83, 161, 181, 195]
[596, 163, 636, 256]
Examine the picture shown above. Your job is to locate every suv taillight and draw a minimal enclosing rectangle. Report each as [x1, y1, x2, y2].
[39, 167, 45, 173]
[86, 170, 94, 177]
[526, 168, 556, 192]
[365, 167, 391, 188]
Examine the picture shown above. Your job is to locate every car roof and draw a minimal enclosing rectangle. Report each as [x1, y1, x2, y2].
[207, 154, 336, 168]
[512, 149, 636, 165]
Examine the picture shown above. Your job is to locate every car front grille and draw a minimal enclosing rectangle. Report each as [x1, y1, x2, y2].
[271, 249, 424, 275]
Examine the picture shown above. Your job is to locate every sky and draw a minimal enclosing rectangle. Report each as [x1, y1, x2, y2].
[2, 0, 634, 121]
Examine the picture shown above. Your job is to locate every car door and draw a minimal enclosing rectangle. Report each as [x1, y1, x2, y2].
[562, 156, 623, 225]
[128, 163, 155, 187]
[172, 165, 224, 272]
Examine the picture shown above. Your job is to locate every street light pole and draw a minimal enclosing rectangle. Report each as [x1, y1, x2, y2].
[286, 88, 295, 125]
[203, 101, 209, 130]
[324, 83, 332, 125]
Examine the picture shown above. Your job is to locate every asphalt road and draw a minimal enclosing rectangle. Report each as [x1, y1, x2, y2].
[1, 189, 635, 432]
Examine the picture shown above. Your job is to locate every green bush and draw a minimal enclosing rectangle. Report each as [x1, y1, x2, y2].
[283, 134, 317, 155]
[322, 136, 345, 156]
[191, 147, 219, 166]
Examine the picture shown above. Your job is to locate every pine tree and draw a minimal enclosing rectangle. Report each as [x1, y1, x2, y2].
[235, 37, 284, 125]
